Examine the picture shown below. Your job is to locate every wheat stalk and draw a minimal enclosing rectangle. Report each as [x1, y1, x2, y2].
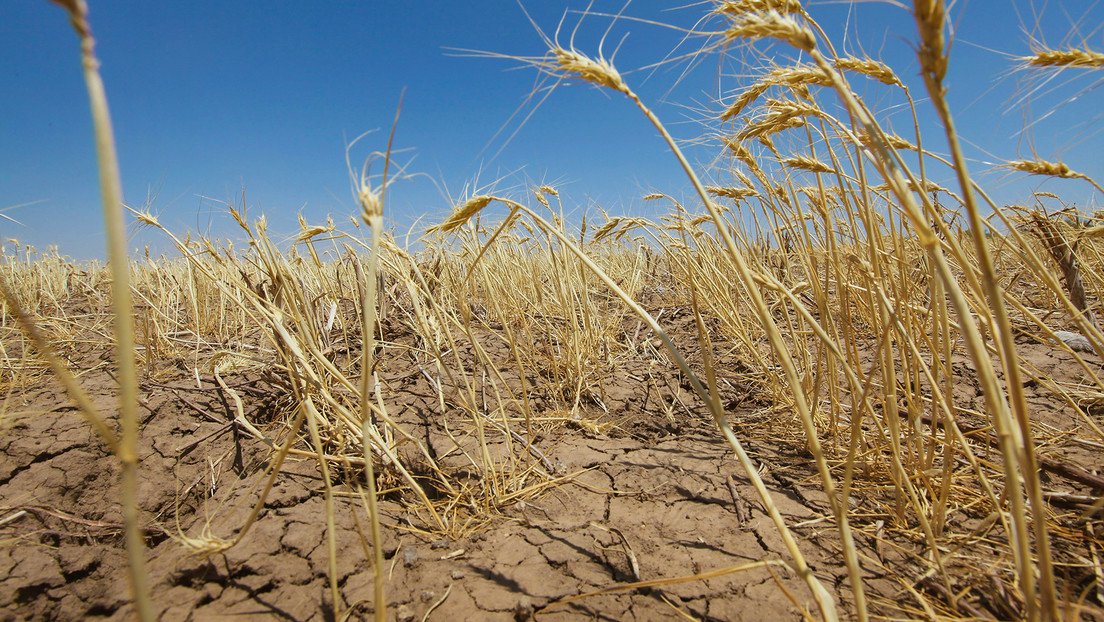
[44, 1, 152, 619]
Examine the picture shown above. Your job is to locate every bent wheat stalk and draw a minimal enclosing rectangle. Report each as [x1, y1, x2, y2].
[512, 21, 859, 619]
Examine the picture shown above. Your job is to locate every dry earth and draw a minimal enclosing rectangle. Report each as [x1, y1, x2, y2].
[2, 295, 1103, 621]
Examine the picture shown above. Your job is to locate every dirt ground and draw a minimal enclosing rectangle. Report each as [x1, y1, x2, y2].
[2, 295, 1104, 621]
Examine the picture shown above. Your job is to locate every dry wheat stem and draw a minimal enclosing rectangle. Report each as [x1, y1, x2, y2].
[45, 1, 153, 618]
[914, 5, 1058, 614]
[622, 54, 864, 622]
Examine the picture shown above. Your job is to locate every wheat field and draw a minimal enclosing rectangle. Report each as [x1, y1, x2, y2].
[2, 1, 1103, 620]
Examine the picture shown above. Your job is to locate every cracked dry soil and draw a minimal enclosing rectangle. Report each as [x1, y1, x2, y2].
[0, 350, 858, 622]
[0, 384, 844, 620]
[2, 306, 1103, 621]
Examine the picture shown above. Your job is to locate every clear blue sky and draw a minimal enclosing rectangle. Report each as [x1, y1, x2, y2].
[2, 1, 1101, 260]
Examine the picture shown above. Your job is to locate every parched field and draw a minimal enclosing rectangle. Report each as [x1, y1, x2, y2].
[1, 279, 902, 621]
[5, 0, 1104, 620]
[1, 211, 1103, 621]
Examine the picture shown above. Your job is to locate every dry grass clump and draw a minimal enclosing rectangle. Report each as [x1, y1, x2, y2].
[7, 0, 1104, 620]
